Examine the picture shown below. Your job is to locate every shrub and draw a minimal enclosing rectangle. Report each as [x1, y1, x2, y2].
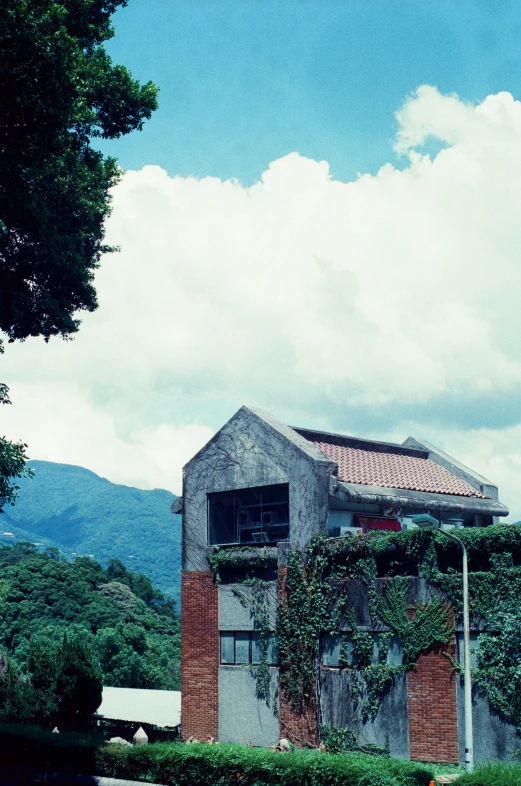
[454, 761, 521, 786]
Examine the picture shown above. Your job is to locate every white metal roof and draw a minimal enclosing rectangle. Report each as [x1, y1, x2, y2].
[96, 687, 181, 728]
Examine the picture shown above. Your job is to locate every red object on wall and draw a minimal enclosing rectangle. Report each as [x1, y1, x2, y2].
[407, 607, 459, 764]
[181, 571, 219, 741]
[357, 516, 402, 532]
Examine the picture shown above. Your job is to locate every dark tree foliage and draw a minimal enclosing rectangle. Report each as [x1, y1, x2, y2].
[0, 0, 157, 517]
[55, 634, 103, 729]
[0, 544, 180, 699]
[0, 385, 33, 513]
[0, 0, 158, 346]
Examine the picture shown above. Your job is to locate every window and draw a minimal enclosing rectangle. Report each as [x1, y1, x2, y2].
[220, 631, 278, 665]
[321, 633, 402, 667]
[208, 484, 289, 546]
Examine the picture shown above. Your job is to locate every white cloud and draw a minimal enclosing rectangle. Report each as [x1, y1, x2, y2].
[2, 86, 521, 512]
[0, 383, 212, 493]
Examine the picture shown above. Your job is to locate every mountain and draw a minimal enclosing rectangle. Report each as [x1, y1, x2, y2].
[0, 461, 181, 605]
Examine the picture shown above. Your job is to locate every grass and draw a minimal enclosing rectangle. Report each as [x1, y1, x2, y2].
[454, 761, 521, 786]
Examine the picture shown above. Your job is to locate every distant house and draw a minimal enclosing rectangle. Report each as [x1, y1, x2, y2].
[179, 406, 509, 761]
[96, 687, 181, 729]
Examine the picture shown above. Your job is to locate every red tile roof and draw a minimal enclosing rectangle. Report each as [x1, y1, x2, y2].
[302, 436, 485, 498]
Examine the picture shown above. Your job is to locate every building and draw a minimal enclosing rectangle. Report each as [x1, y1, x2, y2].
[180, 406, 511, 762]
[96, 687, 181, 729]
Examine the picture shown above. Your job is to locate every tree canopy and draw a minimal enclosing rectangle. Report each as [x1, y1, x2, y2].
[0, 385, 32, 513]
[0, 0, 158, 506]
[0, 544, 180, 701]
[0, 0, 158, 345]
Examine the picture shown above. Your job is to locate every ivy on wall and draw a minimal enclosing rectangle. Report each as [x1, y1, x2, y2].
[276, 542, 452, 721]
[210, 524, 521, 731]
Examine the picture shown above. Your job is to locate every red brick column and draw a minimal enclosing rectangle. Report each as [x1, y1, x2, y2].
[277, 565, 319, 747]
[181, 571, 219, 740]
[407, 608, 458, 764]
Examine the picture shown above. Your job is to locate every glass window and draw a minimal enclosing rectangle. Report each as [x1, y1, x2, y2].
[235, 632, 251, 664]
[267, 635, 278, 666]
[251, 633, 263, 665]
[220, 632, 235, 664]
[386, 635, 403, 666]
[220, 632, 278, 665]
[323, 634, 341, 666]
[208, 484, 289, 546]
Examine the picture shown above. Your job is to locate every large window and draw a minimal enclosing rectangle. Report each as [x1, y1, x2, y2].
[220, 631, 278, 665]
[208, 484, 289, 546]
[322, 633, 403, 667]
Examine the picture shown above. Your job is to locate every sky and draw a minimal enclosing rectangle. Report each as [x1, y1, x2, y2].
[3, 1, 521, 518]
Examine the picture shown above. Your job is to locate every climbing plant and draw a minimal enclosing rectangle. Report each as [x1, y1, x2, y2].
[232, 583, 275, 707]
[209, 524, 521, 731]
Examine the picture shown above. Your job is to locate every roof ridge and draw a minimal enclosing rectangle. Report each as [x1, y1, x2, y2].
[293, 427, 428, 459]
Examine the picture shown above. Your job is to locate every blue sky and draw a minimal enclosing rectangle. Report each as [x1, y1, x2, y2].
[99, 1, 521, 184]
[5, 0, 521, 518]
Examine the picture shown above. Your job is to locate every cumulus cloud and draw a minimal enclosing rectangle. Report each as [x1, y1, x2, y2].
[2, 86, 521, 511]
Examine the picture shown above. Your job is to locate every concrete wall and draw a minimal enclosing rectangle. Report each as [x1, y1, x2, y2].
[320, 669, 410, 758]
[457, 682, 521, 765]
[219, 584, 277, 631]
[182, 406, 335, 572]
[219, 667, 279, 746]
[217, 583, 279, 746]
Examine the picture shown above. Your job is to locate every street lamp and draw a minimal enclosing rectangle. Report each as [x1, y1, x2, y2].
[412, 514, 473, 773]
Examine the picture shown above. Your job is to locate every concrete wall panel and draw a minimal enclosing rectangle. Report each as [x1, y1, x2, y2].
[219, 666, 279, 746]
[320, 669, 409, 759]
[457, 682, 521, 765]
[219, 584, 277, 631]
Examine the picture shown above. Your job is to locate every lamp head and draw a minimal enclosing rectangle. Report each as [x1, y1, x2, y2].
[411, 514, 440, 531]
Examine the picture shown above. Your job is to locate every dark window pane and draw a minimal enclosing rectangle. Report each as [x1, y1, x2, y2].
[267, 635, 278, 665]
[220, 633, 235, 664]
[208, 484, 289, 546]
[251, 633, 262, 665]
[322, 634, 340, 666]
[235, 632, 250, 664]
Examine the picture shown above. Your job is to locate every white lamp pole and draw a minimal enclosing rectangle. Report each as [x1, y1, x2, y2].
[412, 515, 473, 773]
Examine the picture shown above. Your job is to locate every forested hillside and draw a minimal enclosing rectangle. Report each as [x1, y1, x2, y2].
[0, 461, 181, 604]
[0, 543, 180, 690]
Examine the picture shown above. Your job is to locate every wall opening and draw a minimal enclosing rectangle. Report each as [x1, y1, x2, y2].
[208, 484, 289, 546]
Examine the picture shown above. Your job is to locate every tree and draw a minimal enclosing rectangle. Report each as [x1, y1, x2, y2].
[0, 0, 158, 501]
[55, 633, 103, 729]
[0, 0, 158, 345]
[0, 385, 33, 512]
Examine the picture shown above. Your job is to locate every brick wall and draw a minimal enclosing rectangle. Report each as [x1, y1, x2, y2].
[277, 565, 319, 747]
[278, 691, 319, 747]
[407, 608, 458, 764]
[181, 571, 219, 740]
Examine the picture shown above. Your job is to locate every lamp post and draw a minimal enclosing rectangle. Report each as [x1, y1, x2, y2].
[412, 514, 473, 773]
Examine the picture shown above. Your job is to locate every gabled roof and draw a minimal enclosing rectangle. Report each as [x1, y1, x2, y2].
[295, 428, 484, 499]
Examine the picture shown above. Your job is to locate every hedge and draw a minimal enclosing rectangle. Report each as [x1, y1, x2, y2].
[97, 742, 439, 786]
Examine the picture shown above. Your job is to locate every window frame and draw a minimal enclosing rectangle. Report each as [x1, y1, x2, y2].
[219, 631, 278, 666]
[207, 484, 290, 547]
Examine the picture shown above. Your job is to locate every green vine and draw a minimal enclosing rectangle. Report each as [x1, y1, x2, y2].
[208, 524, 521, 731]
[276, 537, 454, 721]
[232, 583, 274, 708]
[208, 546, 277, 584]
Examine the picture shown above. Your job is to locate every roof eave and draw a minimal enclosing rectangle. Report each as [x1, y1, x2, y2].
[334, 480, 509, 517]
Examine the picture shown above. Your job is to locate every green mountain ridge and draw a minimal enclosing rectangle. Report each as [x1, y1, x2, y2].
[0, 461, 181, 604]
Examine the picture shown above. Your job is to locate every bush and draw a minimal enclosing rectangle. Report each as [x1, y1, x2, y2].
[454, 761, 521, 786]
[96, 741, 437, 786]
[0, 728, 447, 786]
